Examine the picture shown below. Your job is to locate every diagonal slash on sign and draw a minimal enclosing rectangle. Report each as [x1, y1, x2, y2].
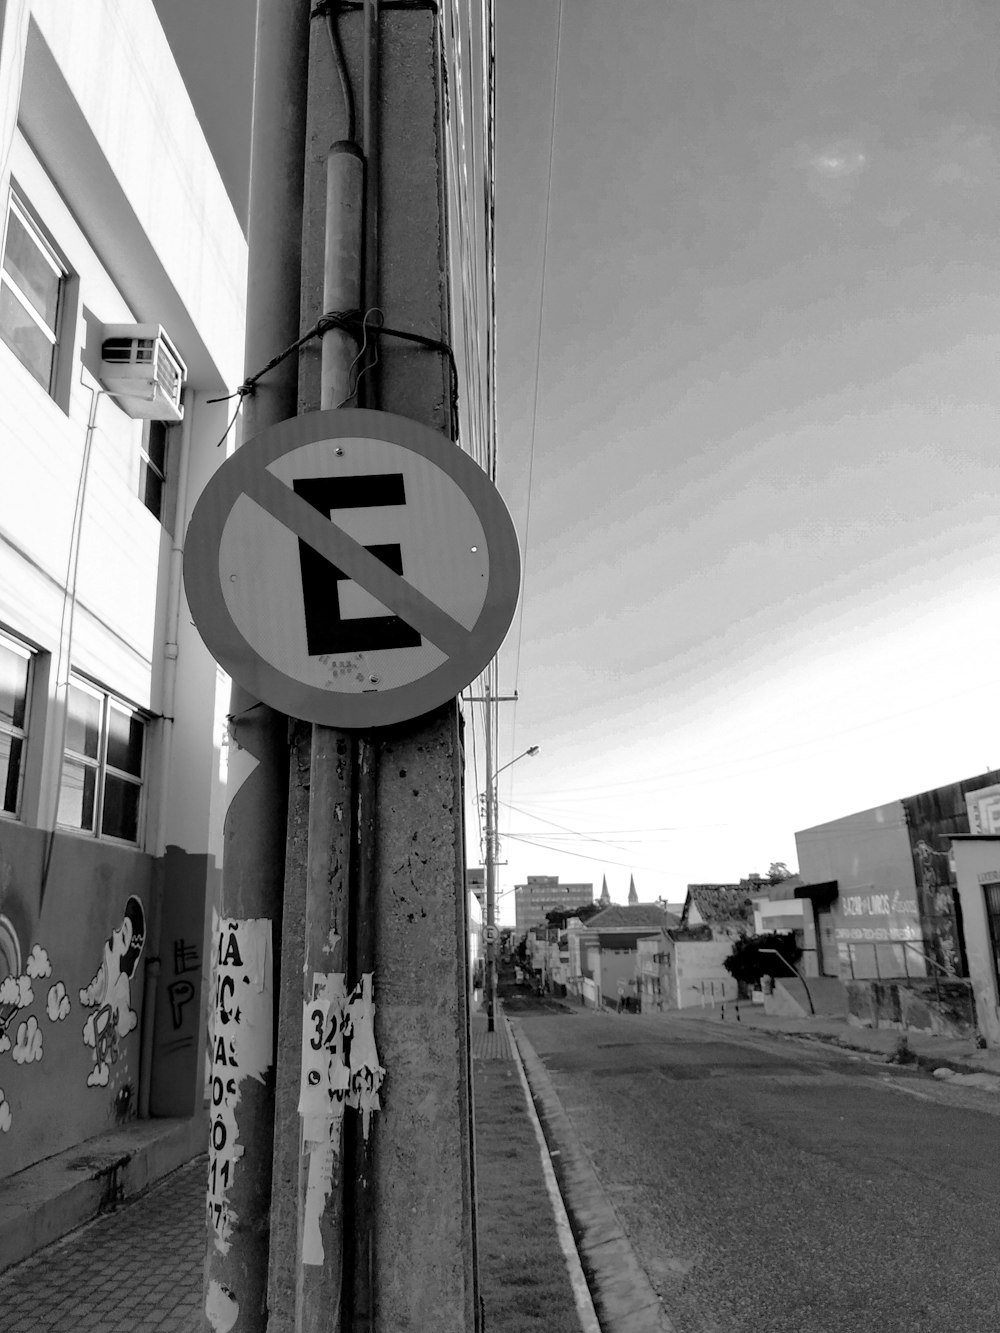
[242, 468, 472, 659]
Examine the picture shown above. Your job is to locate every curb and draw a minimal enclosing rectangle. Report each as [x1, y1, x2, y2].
[507, 1017, 677, 1333]
[0, 1114, 207, 1275]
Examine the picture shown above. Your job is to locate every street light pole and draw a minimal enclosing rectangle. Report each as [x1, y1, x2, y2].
[484, 735, 538, 1033]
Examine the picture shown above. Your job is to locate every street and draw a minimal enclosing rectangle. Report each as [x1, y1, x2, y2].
[516, 1004, 1000, 1333]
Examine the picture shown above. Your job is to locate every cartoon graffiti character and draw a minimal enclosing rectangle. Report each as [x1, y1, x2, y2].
[80, 896, 146, 1088]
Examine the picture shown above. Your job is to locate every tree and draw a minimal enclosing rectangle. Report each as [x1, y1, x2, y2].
[767, 862, 793, 882]
[723, 931, 802, 989]
[545, 902, 603, 929]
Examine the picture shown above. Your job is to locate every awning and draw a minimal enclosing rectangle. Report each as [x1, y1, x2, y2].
[793, 880, 838, 907]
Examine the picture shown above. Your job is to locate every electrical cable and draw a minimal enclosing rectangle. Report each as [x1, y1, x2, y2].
[510, 0, 563, 705]
[323, 4, 357, 143]
[497, 803, 635, 855]
[504, 833, 661, 876]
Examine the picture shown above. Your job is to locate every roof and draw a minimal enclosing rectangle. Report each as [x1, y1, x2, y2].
[585, 904, 679, 930]
[684, 886, 754, 929]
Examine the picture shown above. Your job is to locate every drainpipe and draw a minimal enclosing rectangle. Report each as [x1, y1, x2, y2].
[138, 387, 195, 1120]
[40, 375, 104, 897]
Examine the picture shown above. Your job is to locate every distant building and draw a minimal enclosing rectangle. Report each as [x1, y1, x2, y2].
[794, 770, 1000, 983]
[466, 867, 486, 914]
[570, 903, 679, 1009]
[514, 875, 593, 934]
[647, 885, 755, 1010]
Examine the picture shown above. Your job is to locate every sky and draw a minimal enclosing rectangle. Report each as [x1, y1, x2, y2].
[156, 0, 1000, 925]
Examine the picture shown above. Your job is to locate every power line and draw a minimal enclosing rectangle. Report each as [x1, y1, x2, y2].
[503, 833, 658, 875]
[509, 0, 563, 703]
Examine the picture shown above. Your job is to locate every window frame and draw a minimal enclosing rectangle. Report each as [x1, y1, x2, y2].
[139, 419, 170, 523]
[0, 630, 35, 821]
[0, 188, 67, 395]
[58, 676, 147, 846]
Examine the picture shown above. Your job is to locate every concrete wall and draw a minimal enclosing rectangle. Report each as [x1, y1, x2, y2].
[670, 938, 738, 1009]
[952, 837, 1000, 1046]
[845, 979, 975, 1038]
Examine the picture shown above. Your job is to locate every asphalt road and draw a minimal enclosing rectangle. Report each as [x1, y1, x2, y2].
[517, 1005, 1000, 1333]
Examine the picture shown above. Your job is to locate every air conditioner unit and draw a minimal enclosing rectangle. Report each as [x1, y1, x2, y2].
[99, 324, 186, 422]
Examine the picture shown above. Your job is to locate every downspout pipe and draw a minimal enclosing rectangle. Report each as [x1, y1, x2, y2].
[138, 387, 195, 1120]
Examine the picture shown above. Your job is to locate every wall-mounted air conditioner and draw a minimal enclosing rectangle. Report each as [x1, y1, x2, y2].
[99, 324, 186, 421]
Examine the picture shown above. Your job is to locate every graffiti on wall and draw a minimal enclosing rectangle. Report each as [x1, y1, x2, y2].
[161, 935, 200, 1055]
[79, 896, 146, 1088]
[0, 912, 70, 1133]
[897, 776, 1000, 979]
[910, 838, 961, 976]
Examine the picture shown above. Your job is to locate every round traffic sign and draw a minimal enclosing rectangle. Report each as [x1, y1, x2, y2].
[183, 409, 520, 727]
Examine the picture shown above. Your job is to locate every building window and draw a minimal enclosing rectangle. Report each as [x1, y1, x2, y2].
[58, 678, 146, 843]
[0, 191, 65, 394]
[0, 633, 33, 818]
[139, 420, 169, 520]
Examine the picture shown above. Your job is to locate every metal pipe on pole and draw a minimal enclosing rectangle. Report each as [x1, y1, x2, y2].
[287, 136, 366, 1331]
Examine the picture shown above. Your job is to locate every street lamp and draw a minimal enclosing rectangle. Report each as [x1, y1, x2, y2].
[485, 743, 539, 1032]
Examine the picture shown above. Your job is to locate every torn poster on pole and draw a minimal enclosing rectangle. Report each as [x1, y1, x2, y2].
[206, 913, 274, 1255]
[297, 972, 385, 1267]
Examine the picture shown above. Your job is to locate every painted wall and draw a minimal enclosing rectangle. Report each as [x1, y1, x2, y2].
[670, 937, 738, 1009]
[952, 837, 1000, 1047]
[0, 3, 243, 1178]
[0, 825, 152, 1174]
[596, 948, 639, 1007]
[796, 802, 924, 980]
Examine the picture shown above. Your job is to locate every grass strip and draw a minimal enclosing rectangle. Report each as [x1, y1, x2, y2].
[474, 1056, 584, 1333]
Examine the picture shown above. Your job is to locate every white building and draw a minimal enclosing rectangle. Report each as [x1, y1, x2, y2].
[0, 0, 244, 1189]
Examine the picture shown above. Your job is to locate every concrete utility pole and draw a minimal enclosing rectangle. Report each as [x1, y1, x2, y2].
[484, 740, 538, 1031]
[212, 2, 482, 1333]
[202, 2, 308, 1329]
[484, 685, 496, 1033]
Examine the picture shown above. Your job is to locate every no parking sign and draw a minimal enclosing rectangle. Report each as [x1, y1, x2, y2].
[184, 409, 520, 727]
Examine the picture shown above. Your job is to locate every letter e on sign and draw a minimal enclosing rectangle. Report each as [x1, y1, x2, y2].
[183, 410, 520, 727]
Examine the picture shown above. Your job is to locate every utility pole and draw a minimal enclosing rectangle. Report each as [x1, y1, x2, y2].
[202, 3, 308, 1330]
[484, 684, 496, 1033]
[483, 738, 538, 1032]
[192, 5, 518, 1330]
[256, 4, 478, 1331]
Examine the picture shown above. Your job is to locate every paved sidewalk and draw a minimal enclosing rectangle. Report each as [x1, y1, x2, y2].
[0, 1156, 204, 1332]
[0, 1009, 587, 1332]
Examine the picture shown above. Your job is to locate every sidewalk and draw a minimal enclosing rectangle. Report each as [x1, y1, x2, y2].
[0, 1010, 592, 1332]
[658, 1000, 1000, 1089]
[470, 1009, 595, 1333]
